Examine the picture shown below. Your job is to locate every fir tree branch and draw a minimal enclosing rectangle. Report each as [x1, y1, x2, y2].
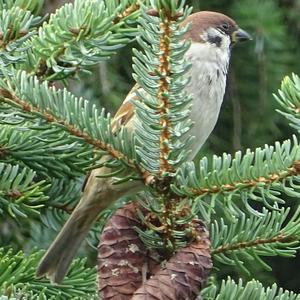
[0, 163, 48, 218]
[0, 8, 34, 48]
[0, 248, 97, 299]
[275, 73, 300, 132]
[26, 0, 141, 80]
[0, 70, 143, 178]
[201, 277, 300, 300]
[128, 0, 198, 255]
[174, 138, 300, 215]
[209, 207, 300, 274]
[136, 192, 196, 253]
[0, 125, 93, 178]
[212, 234, 296, 254]
[189, 160, 300, 197]
[132, 3, 193, 175]
[0, 0, 43, 15]
[0, 6, 41, 68]
[113, 2, 140, 24]
[157, 9, 176, 174]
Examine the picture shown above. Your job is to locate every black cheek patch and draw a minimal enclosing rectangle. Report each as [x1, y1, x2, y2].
[207, 34, 222, 47]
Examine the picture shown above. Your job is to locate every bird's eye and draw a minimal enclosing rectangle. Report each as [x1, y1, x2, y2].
[220, 23, 229, 32]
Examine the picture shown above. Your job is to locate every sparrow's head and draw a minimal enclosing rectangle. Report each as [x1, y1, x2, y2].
[182, 11, 252, 49]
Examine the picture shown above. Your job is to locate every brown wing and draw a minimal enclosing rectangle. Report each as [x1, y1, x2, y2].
[111, 84, 139, 133]
[82, 85, 139, 192]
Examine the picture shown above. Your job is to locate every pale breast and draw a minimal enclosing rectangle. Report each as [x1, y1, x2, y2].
[126, 42, 230, 162]
[183, 42, 230, 159]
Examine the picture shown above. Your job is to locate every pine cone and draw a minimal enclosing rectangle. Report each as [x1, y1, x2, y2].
[98, 202, 159, 300]
[98, 203, 211, 300]
[131, 220, 212, 300]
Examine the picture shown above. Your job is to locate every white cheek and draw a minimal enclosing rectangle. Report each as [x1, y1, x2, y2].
[220, 35, 231, 51]
[201, 27, 231, 53]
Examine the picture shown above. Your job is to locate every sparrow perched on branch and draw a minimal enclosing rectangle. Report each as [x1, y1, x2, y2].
[37, 11, 251, 283]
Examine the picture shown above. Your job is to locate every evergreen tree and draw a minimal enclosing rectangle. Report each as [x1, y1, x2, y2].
[0, 0, 300, 299]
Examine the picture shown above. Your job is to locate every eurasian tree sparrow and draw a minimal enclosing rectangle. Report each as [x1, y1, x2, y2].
[37, 11, 251, 284]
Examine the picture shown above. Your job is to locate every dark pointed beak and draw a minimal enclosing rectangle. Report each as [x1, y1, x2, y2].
[232, 28, 252, 43]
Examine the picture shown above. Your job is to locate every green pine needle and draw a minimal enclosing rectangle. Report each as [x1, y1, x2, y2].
[0, 163, 48, 218]
[202, 277, 300, 300]
[0, 248, 97, 299]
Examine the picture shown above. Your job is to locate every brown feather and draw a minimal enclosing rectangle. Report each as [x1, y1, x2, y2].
[82, 85, 138, 192]
[111, 85, 138, 133]
[182, 11, 238, 43]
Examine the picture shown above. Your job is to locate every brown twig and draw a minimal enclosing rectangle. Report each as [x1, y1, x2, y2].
[157, 15, 173, 175]
[154, 8, 184, 176]
[5, 190, 23, 199]
[0, 27, 28, 49]
[0, 147, 9, 159]
[212, 233, 297, 254]
[113, 3, 140, 24]
[48, 203, 74, 214]
[189, 161, 300, 197]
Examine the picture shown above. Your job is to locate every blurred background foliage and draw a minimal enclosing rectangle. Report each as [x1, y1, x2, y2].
[1, 0, 300, 294]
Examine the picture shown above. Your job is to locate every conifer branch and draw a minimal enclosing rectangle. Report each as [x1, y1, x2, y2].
[0, 71, 143, 178]
[0, 125, 93, 178]
[201, 278, 300, 300]
[0, 8, 34, 48]
[212, 233, 296, 255]
[189, 160, 300, 197]
[209, 207, 300, 274]
[157, 10, 175, 174]
[132, 3, 193, 175]
[129, 0, 196, 256]
[0, 248, 97, 299]
[275, 74, 300, 132]
[134, 193, 197, 259]
[174, 138, 300, 215]
[1, 2, 300, 298]
[113, 2, 140, 24]
[0, 6, 40, 67]
[0, 163, 48, 218]
[0, 0, 43, 15]
[0, 89, 124, 160]
[26, 0, 142, 80]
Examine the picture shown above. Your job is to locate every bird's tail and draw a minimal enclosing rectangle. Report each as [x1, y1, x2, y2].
[36, 164, 142, 284]
[36, 195, 104, 284]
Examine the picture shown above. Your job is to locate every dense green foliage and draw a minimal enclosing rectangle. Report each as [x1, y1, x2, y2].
[0, 0, 300, 299]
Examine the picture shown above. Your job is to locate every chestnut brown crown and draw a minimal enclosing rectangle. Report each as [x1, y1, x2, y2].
[182, 11, 251, 45]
